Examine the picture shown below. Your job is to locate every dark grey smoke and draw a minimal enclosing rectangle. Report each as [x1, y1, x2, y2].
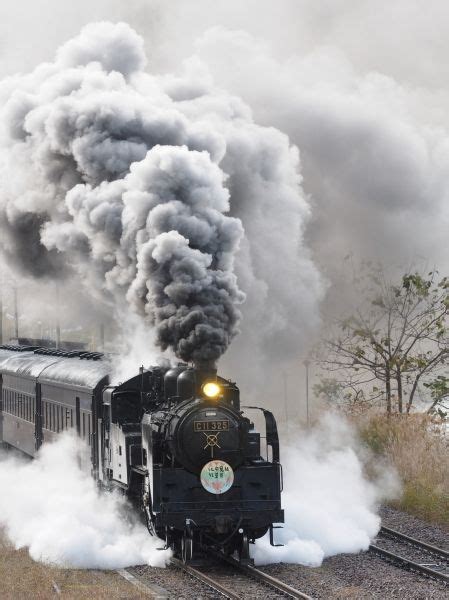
[0, 22, 321, 368]
[0, 23, 246, 364]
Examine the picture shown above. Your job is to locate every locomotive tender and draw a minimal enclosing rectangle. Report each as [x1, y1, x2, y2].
[0, 344, 283, 561]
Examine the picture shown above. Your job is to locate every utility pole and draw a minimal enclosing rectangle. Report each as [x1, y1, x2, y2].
[55, 286, 61, 349]
[304, 359, 310, 427]
[282, 372, 289, 437]
[13, 286, 19, 340]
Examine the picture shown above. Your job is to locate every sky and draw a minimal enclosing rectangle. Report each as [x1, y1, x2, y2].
[0, 0, 448, 413]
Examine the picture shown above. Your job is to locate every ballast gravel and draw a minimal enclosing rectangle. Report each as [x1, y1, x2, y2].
[261, 507, 448, 599]
[131, 507, 448, 598]
[380, 505, 449, 551]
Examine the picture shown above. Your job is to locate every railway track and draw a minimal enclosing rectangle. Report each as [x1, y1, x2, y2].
[172, 553, 313, 599]
[369, 525, 449, 585]
[118, 554, 313, 599]
[118, 523, 449, 598]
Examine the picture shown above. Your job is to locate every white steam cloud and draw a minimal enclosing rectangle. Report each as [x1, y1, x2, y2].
[252, 414, 399, 566]
[0, 435, 171, 569]
[0, 418, 396, 570]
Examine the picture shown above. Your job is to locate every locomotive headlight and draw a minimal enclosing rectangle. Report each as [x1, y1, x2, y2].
[202, 381, 221, 398]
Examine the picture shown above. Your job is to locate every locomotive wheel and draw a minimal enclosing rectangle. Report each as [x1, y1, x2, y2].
[238, 533, 250, 561]
[181, 533, 193, 563]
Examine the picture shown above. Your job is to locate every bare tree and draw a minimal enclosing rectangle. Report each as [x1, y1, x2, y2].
[317, 266, 449, 415]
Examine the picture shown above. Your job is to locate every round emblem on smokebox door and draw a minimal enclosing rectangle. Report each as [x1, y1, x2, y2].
[200, 460, 234, 494]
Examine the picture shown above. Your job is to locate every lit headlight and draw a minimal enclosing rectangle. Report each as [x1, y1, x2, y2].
[202, 382, 221, 398]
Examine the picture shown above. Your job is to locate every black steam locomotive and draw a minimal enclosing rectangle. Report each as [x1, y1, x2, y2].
[0, 344, 283, 562]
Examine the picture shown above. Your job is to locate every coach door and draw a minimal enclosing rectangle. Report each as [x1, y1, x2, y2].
[75, 397, 81, 436]
[34, 382, 43, 451]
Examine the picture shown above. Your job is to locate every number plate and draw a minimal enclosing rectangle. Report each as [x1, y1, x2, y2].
[194, 419, 229, 432]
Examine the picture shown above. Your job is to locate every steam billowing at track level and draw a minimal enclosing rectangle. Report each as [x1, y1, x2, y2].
[0, 340, 390, 569]
[0, 21, 322, 370]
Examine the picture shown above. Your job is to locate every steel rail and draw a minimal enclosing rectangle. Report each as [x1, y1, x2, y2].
[171, 557, 240, 599]
[116, 568, 170, 598]
[214, 551, 313, 599]
[379, 525, 449, 560]
[369, 533, 449, 586]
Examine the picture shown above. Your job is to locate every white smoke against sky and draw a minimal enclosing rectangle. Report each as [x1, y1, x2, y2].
[252, 413, 399, 566]
[0, 434, 171, 569]
[110, 313, 169, 384]
[194, 26, 449, 284]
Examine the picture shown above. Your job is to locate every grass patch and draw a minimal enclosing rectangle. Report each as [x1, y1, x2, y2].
[357, 413, 449, 527]
[0, 531, 146, 599]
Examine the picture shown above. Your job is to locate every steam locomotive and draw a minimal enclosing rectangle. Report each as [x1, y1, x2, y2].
[0, 344, 283, 562]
